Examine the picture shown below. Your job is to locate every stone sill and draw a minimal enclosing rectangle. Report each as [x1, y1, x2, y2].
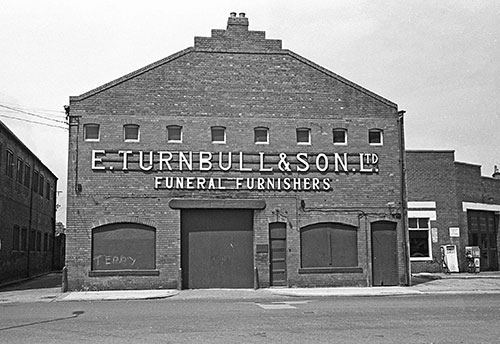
[89, 270, 160, 277]
[298, 267, 363, 274]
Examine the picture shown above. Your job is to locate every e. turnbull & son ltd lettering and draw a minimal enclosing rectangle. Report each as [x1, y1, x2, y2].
[91, 150, 380, 191]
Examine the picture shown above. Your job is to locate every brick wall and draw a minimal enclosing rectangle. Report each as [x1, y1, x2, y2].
[66, 15, 405, 290]
[406, 151, 461, 272]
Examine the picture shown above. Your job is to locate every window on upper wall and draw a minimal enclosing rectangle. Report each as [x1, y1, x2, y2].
[21, 227, 27, 251]
[6, 150, 14, 177]
[167, 125, 182, 143]
[36, 230, 42, 252]
[43, 233, 48, 252]
[124, 124, 140, 142]
[24, 163, 31, 188]
[84, 124, 100, 141]
[12, 225, 20, 251]
[409, 217, 432, 260]
[39, 174, 45, 196]
[254, 127, 269, 144]
[45, 181, 51, 200]
[368, 129, 383, 145]
[16, 158, 23, 183]
[333, 128, 347, 145]
[211, 126, 226, 144]
[33, 170, 39, 193]
[296, 128, 311, 145]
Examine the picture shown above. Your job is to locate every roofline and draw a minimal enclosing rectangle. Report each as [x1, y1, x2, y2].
[406, 150, 456, 154]
[455, 161, 481, 168]
[70, 47, 195, 102]
[0, 119, 58, 181]
[284, 50, 397, 108]
[70, 47, 398, 108]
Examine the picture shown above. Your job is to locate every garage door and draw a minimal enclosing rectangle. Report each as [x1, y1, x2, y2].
[181, 209, 254, 289]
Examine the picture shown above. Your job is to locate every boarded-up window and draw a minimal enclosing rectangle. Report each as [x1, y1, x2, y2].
[92, 223, 156, 270]
[301, 222, 358, 268]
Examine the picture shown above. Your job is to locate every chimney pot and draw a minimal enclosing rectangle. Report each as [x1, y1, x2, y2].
[230, 12, 237, 17]
[239, 12, 246, 18]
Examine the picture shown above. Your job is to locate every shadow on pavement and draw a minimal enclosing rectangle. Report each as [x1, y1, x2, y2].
[0, 272, 62, 292]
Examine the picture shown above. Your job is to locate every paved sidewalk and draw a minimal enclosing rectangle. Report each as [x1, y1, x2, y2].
[1, 271, 500, 304]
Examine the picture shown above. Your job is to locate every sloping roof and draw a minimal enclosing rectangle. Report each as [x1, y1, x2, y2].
[70, 15, 396, 108]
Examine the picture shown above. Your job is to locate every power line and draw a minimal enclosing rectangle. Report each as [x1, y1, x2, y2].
[0, 114, 68, 130]
[0, 104, 67, 124]
[0, 101, 66, 117]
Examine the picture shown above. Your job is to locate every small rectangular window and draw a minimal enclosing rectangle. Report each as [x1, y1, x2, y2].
[46, 181, 51, 200]
[124, 124, 140, 142]
[29, 230, 35, 251]
[36, 230, 42, 252]
[84, 124, 100, 141]
[333, 129, 347, 145]
[24, 163, 31, 188]
[21, 227, 27, 251]
[13, 225, 20, 251]
[254, 127, 269, 144]
[16, 158, 23, 183]
[296, 128, 311, 145]
[369, 129, 383, 145]
[43, 233, 48, 252]
[33, 170, 39, 192]
[211, 126, 226, 144]
[167, 125, 182, 143]
[6, 150, 14, 177]
[39, 174, 45, 196]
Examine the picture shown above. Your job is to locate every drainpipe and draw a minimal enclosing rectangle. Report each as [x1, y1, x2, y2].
[398, 110, 411, 286]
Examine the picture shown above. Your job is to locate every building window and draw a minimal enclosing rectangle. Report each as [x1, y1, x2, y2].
[36, 230, 42, 252]
[24, 163, 31, 188]
[13, 225, 20, 251]
[16, 158, 23, 183]
[39, 174, 45, 196]
[46, 181, 51, 200]
[333, 128, 347, 145]
[84, 124, 100, 141]
[254, 127, 269, 144]
[124, 124, 140, 142]
[29, 230, 35, 251]
[92, 223, 156, 271]
[21, 227, 27, 251]
[409, 217, 432, 260]
[211, 126, 226, 144]
[33, 170, 39, 193]
[167, 125, 182, 143]
[43, 233, 49, 252]
[301, 222, 358, 268]
[6, 150, 14, 177]
[296, 128, 311, 145]
[369, 129, 383, 145]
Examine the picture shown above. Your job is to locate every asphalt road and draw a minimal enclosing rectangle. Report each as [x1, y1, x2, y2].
[1, 294, 499, 343]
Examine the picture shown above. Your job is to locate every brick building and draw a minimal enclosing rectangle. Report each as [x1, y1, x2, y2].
[66, 13, 409, 290]
[0, 120, 59, 285]
[407, 151, 500, 273]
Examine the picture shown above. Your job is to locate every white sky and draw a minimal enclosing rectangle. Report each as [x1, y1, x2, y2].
[1, 0, 499, 225]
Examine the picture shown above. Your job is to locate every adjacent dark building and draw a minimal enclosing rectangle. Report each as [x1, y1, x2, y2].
[0, 120, 59, 285]
[66, 13, 409, 290]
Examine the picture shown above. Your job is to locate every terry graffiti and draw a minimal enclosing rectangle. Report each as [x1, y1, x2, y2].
[93, 255, 137, 268]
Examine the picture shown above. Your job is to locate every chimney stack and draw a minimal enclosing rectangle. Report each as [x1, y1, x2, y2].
[227, 11, 249, 30]
[493, 165, 500, 179]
